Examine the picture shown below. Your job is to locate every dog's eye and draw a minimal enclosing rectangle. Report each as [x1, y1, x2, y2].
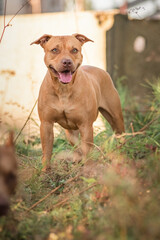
[51, 48, 59, 53]
[72, 48, 78, 54]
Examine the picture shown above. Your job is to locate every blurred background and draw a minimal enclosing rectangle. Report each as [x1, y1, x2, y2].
[0, 0, 160, 138]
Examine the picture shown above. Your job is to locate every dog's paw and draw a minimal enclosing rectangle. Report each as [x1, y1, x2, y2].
[41, 165, 52, 173]
[72, 150, 82, 163]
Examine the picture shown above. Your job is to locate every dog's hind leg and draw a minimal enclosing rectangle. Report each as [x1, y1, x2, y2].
[99, 86, 125, 134]
[99, 107, 124, 134]
[65, 129, 82, 162]
[65, 129, 80, 146]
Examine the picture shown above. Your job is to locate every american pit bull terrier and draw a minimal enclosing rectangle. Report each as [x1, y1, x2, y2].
[0, 133, 17, 216]
[31, 33, 125, 170]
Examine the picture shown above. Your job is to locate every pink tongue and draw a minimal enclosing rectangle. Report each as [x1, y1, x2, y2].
[59, 72, 72, 83]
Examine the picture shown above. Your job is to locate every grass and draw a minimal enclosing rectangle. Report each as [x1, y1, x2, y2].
[0, 78, 160, 240]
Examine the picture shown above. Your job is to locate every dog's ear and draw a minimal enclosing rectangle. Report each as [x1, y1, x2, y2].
[30, 34, 52, 48]
[73, 33, 94, 45]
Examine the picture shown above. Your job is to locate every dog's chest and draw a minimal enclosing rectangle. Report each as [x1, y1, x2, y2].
[51, 95, 79, 129]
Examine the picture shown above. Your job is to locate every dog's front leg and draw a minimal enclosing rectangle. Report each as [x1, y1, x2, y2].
[40, 121, 54, 171]
[79, 125, 94, 158]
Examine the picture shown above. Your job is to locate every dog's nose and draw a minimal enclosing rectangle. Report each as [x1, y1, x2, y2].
[62, 59, 72, 67]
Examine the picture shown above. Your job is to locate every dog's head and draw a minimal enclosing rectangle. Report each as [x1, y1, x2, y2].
[31, 34, 93, 84]
[0, 133, 17, 216]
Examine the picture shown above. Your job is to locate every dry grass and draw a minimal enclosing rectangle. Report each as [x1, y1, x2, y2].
[0, 79, 160, 240]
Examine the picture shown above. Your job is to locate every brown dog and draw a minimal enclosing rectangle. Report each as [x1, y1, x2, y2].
[31, 34, 125, 170]
[0, 133, 17, 216]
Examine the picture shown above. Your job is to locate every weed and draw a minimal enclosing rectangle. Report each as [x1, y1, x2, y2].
[0, 78, 160, 240]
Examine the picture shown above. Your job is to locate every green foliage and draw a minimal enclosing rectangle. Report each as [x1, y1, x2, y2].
[17, 214, 53, 240]
[53, 138, 73, 155]
[115, 76, 128, 109]
[80, 176, 96, 186]
[1, 78, 160, 240]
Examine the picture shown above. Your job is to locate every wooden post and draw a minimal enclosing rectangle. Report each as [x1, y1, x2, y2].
[30, 0, 41, 13]
[75, 0, 85, 11]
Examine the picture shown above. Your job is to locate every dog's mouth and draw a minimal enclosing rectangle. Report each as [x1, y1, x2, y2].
[49, 65, 74, 84]
[59, 70, 73, 84]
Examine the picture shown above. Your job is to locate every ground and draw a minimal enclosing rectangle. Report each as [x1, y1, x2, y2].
[0, 78, 160, 240]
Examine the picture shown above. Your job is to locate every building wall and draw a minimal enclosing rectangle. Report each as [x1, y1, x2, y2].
[1, 0, 32, 15]
[0, 1, 3, 15]
[0, 0, 65, 15]
[41, 0, 65, 13]
[107, 14, 160, 102]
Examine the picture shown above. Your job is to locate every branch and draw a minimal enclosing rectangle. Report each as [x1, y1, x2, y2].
[115, 131, 145, 139]
[26, 175, 80, 212]
[139, 116, 159, 132]
[14, 99, 38, 143]
[48, 183, 98, 211]
[85, 141, 106, 159]
[0, 0, 31, 44]
[115, 116, 159, 150]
